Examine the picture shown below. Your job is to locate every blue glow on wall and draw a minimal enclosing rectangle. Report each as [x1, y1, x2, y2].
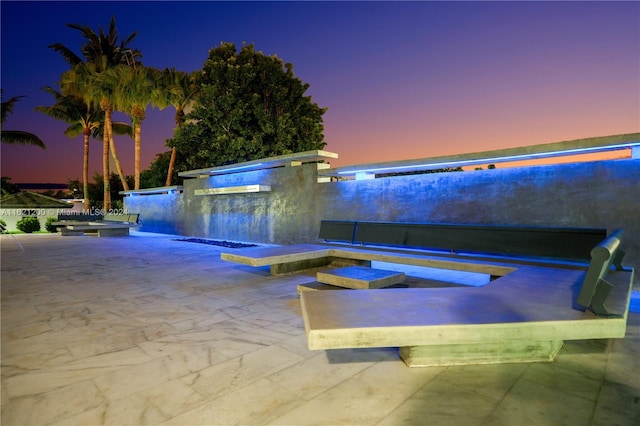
[337, 142, 640, 175]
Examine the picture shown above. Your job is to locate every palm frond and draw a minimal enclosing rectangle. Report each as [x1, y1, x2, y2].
[1, 93, 25, 124]
[1, 130, 46, 148]
[63, 122, 85, 138]
[112, 121, 133, 137]
[47, 43, 83, 66]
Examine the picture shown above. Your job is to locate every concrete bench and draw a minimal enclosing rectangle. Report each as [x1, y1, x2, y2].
[317, 266, 405, 289]
[61, 222, 134, 237]
[222, 243, 514, 277]
[221, 222, 631, 366]
[53, 213, 140, 237]
[349, 221, 607, 262]
[53, 213, 102, 235]
[299, 231, 634, 367]
[56, 213, 103, 221]
[222, 221, 608, 275]
[221, 244, 337, 274]
[296, 266, 406, 293]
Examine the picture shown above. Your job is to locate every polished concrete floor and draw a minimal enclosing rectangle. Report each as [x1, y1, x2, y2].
[1, 232, 639, 425]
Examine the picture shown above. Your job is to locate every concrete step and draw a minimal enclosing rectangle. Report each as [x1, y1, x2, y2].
[316, 266, 405, 289]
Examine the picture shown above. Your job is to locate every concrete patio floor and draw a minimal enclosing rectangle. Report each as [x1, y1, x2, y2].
[1, 232, 638, 425]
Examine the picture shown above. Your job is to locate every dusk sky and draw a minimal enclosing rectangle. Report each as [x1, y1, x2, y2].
[1, 1, 639, 184]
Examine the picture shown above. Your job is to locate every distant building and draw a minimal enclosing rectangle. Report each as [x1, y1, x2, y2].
[0, 191, 74, 231]
[16, 183, 70, 194]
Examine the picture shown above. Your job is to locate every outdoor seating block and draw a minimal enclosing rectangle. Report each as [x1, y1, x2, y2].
[222, 224, 632, 367]
[58, 229, 84, 236]
[300, 266, 633, 367]
[55, 221, 137, 237]
[317, 266, 405, 289]
[221, 244, 369, 274]
[222, 244, 509, 277]
[222, 244, 331, 267]
[297, 282, 348, 294]
[399, 340, 564, 367]
[95, 227, 130, 237]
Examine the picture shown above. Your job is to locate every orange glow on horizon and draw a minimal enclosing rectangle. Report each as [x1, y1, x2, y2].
[462, 149, 632, 171]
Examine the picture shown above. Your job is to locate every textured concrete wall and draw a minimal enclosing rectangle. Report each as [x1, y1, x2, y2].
[125, 158, 640, 284]
[317, 160, 639, 230]
[126, 164, 326, 245]
[123, 191, 185, 235]
[180, 165, 324, 244]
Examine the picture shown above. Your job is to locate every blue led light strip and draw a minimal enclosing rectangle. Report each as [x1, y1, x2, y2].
[209, 163, 264, 174]
[337, 142, 639, 175]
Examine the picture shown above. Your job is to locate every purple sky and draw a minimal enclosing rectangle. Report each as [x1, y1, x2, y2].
[1, 1, 639, 183]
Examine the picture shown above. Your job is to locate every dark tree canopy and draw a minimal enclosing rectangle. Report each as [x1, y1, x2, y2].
[170, 43, 327, 170]
[140, 151, 178, 188]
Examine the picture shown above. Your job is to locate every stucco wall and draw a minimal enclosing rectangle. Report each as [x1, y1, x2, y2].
[125, 158, 640, 285]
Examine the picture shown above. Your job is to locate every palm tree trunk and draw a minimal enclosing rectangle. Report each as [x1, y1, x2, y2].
[103, 109, 112, 211]
[83, 132, 90, 211]
[165, 108, 184, 186]
[134, 122, 141, 189]
[109, 134, 130, 192]
[165, 146, 177, 186]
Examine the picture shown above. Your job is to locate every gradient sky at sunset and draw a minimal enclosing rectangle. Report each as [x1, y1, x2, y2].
[1, 1, 638, 183]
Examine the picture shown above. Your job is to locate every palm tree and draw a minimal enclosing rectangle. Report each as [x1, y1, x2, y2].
[60, 62, 116, 208]
[108, 64, 161, 189]
[88, 63, 133, 192]
[50, 17, 140, 209]
[36, 86, 131, 209]
[1, 90, 46, 149]
[157, 69, 200, 186]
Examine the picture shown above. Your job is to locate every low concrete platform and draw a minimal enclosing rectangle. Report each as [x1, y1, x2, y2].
[301, 264, 634, 367]
[221, 244, 337, 274]
[93, 227, 130, 237]
[55, 222, 135, 237]
[222, 243, 515, 277]
[57, 228, 84, 236]
[297, 282, 348, 294]
[316, 266, 405, 289]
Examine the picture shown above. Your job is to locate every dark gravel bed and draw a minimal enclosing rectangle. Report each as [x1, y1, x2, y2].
[174, 238, 257, 248]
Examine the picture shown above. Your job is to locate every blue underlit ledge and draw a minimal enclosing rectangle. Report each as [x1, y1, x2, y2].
[319, 133, 640, 180]
[195, 185, 271, 196]
[178, 150, 338, 178]
[121, 186, 183, 196]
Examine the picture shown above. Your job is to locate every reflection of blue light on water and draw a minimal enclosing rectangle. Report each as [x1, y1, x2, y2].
[630, 291, 640, 313]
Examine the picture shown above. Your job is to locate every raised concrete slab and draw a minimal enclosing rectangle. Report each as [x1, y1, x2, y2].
[399, 340, 564, 367]
[297, 282, 347, 294]
[301, 265, 634, 367]
[220, 244, 373, 274]
[195, 185, 271, 196]
[296, 274, 464, 295]
[121, 185, 183, 196]
[222, 244, 515, 277]
[179, 150, 338, 178]
[57, 228, 84, 236]
[221, 244, 331, 267]
[317, 266, 405, 289]
[95, 228, 130, 237]
[56, 221, 135, 237]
